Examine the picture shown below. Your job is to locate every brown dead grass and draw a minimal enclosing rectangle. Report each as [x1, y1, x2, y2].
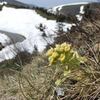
[0, 54, 55, 100]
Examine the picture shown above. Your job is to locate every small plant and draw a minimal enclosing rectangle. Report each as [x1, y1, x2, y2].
[46, 42, 87, 86]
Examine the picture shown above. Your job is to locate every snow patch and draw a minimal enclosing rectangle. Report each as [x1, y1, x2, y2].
[0, 1, 7, 5]
[76, 5, 85, 21]
[0, 33, 11, 46]
[80, 5, 85, 14]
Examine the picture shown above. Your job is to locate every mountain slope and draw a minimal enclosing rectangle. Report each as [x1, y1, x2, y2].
[48, 2, 89, 15]
[0, 2, 99, 63]
[48, 2, 100, 21]
[0, 6, 73, 62]
[0, 0, 34, 8]
[55, 2, 100, 52]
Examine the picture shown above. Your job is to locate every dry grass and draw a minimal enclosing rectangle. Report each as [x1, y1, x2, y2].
[0, 40, 99, 100]
[0, 45, 99, 100]
[0, 54, 55, 100]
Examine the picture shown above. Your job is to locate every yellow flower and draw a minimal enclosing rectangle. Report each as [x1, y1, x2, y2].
[46, 48, 54, 56]
[51, 52, 59, 59]
[55, 46, 64, 52]
[64, 44, 71, 52]
[59, 54, 65, 62]
[55, 44, 61, 49]
[59, 47, 64, 52]
[61, 42, 71, 52]
[61, 42, 67, 47]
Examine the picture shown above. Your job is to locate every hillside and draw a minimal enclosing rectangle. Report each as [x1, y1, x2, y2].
[0, 2, 99, 100]
[54, 3, 100, 48]
[0, 2, 99, 64]
[48, 2, 100, 21]
[0, 5, 74, 62]
[0, 0, 33, 8]
[48, 2, 88, 15]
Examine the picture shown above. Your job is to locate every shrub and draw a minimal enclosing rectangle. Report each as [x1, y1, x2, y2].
[56, 14, 66, 22]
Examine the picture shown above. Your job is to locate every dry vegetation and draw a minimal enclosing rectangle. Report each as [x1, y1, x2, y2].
[0, 54, 55, 100]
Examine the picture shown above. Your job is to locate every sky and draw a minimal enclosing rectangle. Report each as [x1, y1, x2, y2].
[16, 0, 99, 8]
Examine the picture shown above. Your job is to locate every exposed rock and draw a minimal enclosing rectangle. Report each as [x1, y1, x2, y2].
[0, 42, 4, 50]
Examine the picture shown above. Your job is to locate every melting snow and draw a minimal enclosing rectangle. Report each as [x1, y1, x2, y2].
[0, 33, 11, 46]
[80, 5, 85, 14]
[76, 5, 85, 21]
[0, 6, 73, 62]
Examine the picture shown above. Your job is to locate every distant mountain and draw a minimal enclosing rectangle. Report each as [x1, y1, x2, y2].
[48, 2, 100, 17]
[48, 2, 100, 22]
[0, 0, 34, 8]
[48, 2, 88, 15]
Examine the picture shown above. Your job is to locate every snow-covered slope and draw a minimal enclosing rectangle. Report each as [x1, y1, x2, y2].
[0, 6, 73, 62]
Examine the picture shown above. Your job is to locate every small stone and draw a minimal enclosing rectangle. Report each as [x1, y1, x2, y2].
[56, 87, 64, 96]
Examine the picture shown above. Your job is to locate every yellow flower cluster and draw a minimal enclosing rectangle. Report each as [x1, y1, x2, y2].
[46, 42, 87, 66]
[46, 42, 71, 65]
